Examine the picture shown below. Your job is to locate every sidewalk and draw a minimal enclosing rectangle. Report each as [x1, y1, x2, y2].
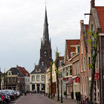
[52, 96, 77, 104]
[43, 94, 77, 104]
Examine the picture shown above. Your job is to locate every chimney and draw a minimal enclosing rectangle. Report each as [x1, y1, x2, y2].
[91, 0, 95, 8]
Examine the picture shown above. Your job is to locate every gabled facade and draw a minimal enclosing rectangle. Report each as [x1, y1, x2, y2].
[17, 66, 30, 91]
[61, 40, 80, 98]
[64, 40, 80, 64]
[87, 1, 104, 103]
[78, 0, 104, 103]
[6, 67, 25, 92]
[6, 66, 30, 92]
[79, 20, 89, 100]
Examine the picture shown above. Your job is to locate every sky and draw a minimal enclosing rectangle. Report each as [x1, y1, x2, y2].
[0, 0, 103, 73]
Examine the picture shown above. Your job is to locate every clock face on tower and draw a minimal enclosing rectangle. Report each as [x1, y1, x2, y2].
[44, 50, 47, 56]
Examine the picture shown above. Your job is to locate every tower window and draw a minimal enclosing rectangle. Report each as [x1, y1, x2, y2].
[44, 50, 48, 56]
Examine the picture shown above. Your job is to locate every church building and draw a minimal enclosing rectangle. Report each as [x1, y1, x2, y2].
[30, 7, 52, 92]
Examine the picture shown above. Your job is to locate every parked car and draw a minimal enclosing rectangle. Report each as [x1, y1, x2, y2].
[4, 90, 15, 100]
[0, 96, 3, 104]
[0, 92, 11, 103]
[0, 93, 5, 104]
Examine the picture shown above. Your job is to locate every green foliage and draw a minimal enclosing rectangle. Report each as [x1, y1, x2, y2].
[50, 62, 53, 66]
[54, 50, 59, 74]
[50, 62, 53, 72]
[55, 68, 58, 74]
[85, 30, 99, 104]
[86, 39, 91, 46]
[86, 30, 92, 36]
[4, 74, 7, 82]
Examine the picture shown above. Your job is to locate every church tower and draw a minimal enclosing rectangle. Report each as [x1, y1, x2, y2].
[39, 7, 52, 68]
[30, 6, 52, 93]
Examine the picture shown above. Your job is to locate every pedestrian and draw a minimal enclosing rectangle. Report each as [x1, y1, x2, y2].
[24, 91, 27, 96]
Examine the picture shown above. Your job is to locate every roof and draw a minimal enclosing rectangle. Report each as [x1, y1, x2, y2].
[96, 6, 104, 33]
[66, 40, 80, 59]
[31, 65, 46, 74]
[17, 66, 30, 77]
[9, 67, 24, 77]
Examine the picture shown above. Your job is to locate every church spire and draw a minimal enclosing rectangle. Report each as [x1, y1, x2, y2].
[91, 0, 95, 8]
[42, 6, 49, 45]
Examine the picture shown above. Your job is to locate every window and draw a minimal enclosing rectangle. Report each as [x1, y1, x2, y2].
[71, 52, 75, 58]
[35, 69, 41, 72]
[41, 75, 45, 81]
[44, 50, 48, 56]
[66, 68, 68, 76]
[32, 75, 35, 81]
[76, 45, 80, 53]
[83, 57, 85, 71]
[89, 57, 91, 70]
[36, 75, 40, 81]
[81, 59, 83, 72]
[81, 42, 83, 54]
[70, 66, 72, 75]
[41, 62, 44, 66]
[41, 84, 45, 90]
[91, 24, 94, 32]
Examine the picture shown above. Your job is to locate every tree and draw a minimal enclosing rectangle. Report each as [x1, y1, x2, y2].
[4, 70, 7, 89]
[54, 51, 60, 101]
[86, 30, 98, 104]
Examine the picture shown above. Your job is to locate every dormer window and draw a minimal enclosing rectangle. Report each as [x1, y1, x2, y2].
[8, 71, 12, 75]
[35, 69, 41, 72]
[71, 52, 75, 58]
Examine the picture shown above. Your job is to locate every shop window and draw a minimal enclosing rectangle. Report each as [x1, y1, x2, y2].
[41, 84, 45, 90]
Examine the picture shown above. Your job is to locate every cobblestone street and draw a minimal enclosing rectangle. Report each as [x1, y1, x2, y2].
[10, 94, 77, 104]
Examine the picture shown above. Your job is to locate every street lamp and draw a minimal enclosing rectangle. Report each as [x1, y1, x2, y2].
[61, 79, 63, 103]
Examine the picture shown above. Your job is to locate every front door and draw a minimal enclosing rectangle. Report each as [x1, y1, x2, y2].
[37, 84, 40, 93]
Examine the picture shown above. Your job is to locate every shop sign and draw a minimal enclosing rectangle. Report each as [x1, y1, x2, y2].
[94, 73, 99, 80]
[63, 77, 66, 81]
[75, 77, 80, 83]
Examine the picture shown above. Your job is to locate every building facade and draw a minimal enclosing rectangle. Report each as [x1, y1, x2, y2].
[6, 66, 30, 92]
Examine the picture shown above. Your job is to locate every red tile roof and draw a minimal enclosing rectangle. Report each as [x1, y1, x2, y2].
[66, 40, 80, 59]
[96, 6, 104, 33]
[17, 66, 30, 77]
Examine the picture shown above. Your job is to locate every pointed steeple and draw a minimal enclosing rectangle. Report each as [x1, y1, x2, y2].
[91, 0, 95, 8]
[43, 6, 49, 45]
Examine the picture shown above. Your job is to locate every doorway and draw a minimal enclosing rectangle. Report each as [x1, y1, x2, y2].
[37, 84, 40, 93]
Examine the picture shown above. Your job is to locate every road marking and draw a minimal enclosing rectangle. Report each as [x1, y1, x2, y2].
[14, 96, 23, 104]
